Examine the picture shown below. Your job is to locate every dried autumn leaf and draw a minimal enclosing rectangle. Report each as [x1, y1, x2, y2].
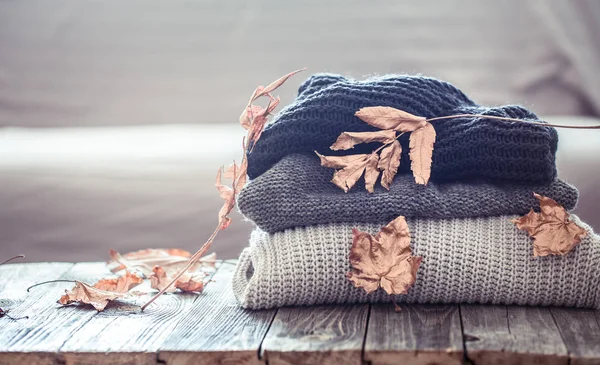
[234, 152, 248, 192]
[330, 130, 397, 151]
[346, 216, 422, 295]
[108, 249, 216, 276]
[240, 68, 305, 135]
[174, 273, 205, 293]
[239, 104, 265, 130]
[355, 106, 427, 132]
[94, 270, 144, 292]
[216, 166, 237, 230]
[316, 153, 369, 169]
[247, 97, 281, 147]
[364, 153, 380, 193]
[150, 266, 206, 293]
[58, 271, 144, 311]
[239, 88, 266, 129]
[513, 193, 588, 256]
[409, 123, 436, 185]
[255, 68, 307, 100]
[59, 282, 126, 311]
[317, 152, 370, 193]
[378, 140, 402, 190]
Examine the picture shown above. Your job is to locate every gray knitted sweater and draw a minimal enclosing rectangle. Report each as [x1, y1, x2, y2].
[238, 154, 579, 233]
[232, 215, 600, 310]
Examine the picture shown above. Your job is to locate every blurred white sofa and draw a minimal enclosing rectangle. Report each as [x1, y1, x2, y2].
[0, 117, 598, 262]
[1, 0, 599, 262]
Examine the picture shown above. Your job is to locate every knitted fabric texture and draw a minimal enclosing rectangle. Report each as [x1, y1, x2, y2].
[238, 154, 579, 233]
[247, 74, 559, 183]
[232, 216, 600, 310]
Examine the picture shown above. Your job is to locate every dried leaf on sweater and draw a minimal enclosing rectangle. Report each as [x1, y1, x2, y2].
[347, 216, 422, 296]
[108, 249, 216, 276]
[150, 266, 206, 293]
[513, 193, 587, 256]
[316, 152, 371, 192]
[364, 153, 380, 193]
[316, 153, 369, 169]
[330, 130, 397, 151]
[320, 106, 438, 191]
[409, 123, 436, 185]
[355, 106, 427, 132]
[378, 140, 402, 190]
[58, 271, 144, 311]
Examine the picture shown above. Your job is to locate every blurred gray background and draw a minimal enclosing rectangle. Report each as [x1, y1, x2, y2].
[1, 0, 599, 262]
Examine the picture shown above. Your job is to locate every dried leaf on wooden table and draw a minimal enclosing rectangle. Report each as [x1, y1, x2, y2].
[330, 130, 397, 151]
[94, 270, 144, 292]
[58, 271, 144, 311]
[150, 266, 206, 293]
[347, 216, 422, 295]
[513, 193, 588, 256]
[409, 123, 436, 185]
[355, 106, 427, 132]
[108, 248, 216, 276]
[378, 140, 402, 190]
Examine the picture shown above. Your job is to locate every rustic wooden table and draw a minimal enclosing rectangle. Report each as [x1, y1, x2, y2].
[1, 261, 599, 365]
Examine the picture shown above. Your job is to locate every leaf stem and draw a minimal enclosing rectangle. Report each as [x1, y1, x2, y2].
[0, 255, 25, 266]
[141, 224, 221, 311]
[425, 114, 600, 129]
[0, 310, 29, 321]
[390, 297, 402, 312]
[27, 280, 76, 292]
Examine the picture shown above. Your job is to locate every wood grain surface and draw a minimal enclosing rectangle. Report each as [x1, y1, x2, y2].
[461, 305, 569, 365]
[364, 304, 464, 365]
[158, 261, 277, 365]
[1, 262, 599, 365]
[261, 304, 369, 365]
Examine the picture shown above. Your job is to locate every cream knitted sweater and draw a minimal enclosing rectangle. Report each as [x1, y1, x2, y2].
[232, 215, 600, 310]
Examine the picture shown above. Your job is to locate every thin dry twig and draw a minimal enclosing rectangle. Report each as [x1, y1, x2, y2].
[426, 114, 600, 129]
[0, 255, 25, 266]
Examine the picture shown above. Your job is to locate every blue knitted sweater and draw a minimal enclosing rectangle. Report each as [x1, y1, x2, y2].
[247, 74, 558, 183]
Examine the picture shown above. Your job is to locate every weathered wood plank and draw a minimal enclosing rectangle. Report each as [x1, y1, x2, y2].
[261, 304, 369, 365]
[461, 305, 569, 365]
[158, 261, 277, 365]
[364, 304, 463, 365]
[0, 262, 73, 316]
[0, 262, 103, 365]
[59, 267, 213, 365]
[550, 308, 600, 365]
[0, 263, 74, 365]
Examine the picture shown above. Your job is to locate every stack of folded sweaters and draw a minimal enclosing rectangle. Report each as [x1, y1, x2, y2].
[232, 74, 600, 310]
